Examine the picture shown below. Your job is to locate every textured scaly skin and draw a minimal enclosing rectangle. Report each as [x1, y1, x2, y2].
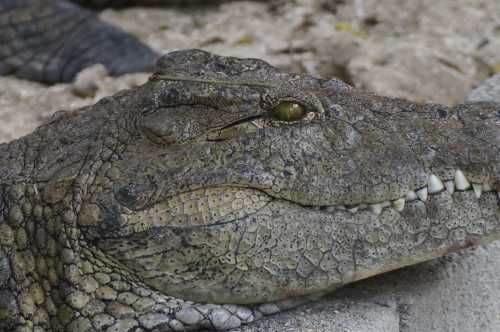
[0, 0, 258, 84]
[0, 0, 161, 83]
[0, 49, 499, 331]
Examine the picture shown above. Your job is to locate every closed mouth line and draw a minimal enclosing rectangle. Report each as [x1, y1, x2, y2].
[306, 170, 499, 215]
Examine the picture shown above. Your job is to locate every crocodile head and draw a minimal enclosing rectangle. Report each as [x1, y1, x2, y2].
[0, 49, 499, 330]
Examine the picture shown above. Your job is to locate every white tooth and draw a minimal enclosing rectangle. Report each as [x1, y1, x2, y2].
[416, 187, 428, 202]
[337, 205, 347, 210]
[358, 204, 368, 210]
[455, 170, 471, 190]
[348, 206, 359, 213]
[326, 206, 337, 212]
[370, 203, 383, 215]
[444, 181, 455, 194]
[406, 191, 417, 201]
[472, 183, 482, 198]
[483, 182, 492, 191]
[392, 198, 405, 211]
[381, 201, 391, 208]
[428, 174, 444, 193]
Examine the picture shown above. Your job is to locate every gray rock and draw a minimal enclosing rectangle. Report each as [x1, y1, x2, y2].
[71, 64, 108, 98]
[240, 292, 399, 332]
[465, 74, 500, 103]
[347, 35, 477, 105]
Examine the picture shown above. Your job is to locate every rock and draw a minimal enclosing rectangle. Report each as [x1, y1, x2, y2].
[347, 35, 477, 104]
[465, 74, 500, 103]
[240, 292, 399, 332]
[71, 64, 109, 98]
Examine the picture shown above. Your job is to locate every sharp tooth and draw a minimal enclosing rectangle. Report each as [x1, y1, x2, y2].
[392, 198, 405, 211]
[370, 203, 383, 215]
[455, 170, 471, 190]
[472, 183, 482, 198]
[337, 205, 347, 211]
[428, 174, 444, 193]
[406, 191, 417, 201]
[483, 182, 492, 191]
[444, 181, 455, 194]
[416, 187, 428, 202]
[348, 206, 359, 213]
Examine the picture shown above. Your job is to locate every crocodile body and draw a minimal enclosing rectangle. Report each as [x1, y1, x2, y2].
[0, 0, 246, 84]
[0, 49, 499, 331]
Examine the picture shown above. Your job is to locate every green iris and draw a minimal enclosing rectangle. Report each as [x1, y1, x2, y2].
[271, 102, 306, 122]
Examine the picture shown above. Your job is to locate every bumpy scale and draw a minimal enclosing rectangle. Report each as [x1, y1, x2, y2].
[0, 49, 499, 331]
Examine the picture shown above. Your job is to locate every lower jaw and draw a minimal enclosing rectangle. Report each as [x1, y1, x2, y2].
[124, 188, 499, 305]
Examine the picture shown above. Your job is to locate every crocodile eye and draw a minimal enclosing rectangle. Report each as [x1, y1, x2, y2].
[271, 102, 306, 122]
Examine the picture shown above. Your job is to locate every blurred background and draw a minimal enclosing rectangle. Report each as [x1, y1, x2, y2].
[2, 0, 500, 143]
[1, 1, 499, 330]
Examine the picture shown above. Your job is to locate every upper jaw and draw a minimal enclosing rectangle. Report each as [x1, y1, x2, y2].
[304, 169, 499, 216]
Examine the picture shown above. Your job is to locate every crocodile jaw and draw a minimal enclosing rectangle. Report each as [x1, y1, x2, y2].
[98, 173, 499, 304]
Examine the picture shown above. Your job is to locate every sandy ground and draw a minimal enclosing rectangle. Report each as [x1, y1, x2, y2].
[1, 1, 500, 331]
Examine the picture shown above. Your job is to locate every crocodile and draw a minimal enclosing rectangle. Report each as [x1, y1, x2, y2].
[0, 49, 499, 331]
[0, 0, 252, 84]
